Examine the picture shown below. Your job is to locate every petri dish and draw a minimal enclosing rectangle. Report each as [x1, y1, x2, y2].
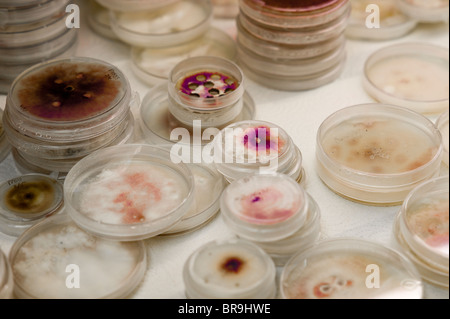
[139, 84, 255, 148]
[213, 120, 304, 183]
[0, 249, 13, 299]
[162, 164, 226, 236]
[238, 52, 346, 91]
[0, 10, 69, 48]
[131, 28, 237, 86]
[9, 213, 147, 299]
[363, 43, 449, 115]
[183, 238, 276, 299]
[11, 111, 135, 174]
[346, 0, 417, 41]
[0, 174, 64, 237]
[212, 0, 239, 18]
[280, 238, 424, 299]
[4, 57, 132, 142]
[0, 0, 69, 25]
[0, 109, 11, 163]
[64, 144, 195, 241]
[87, 0, 118, 40]
[316, 104, 443, 206]
[168, 56, 245, 129]
[398, 0, 449, 23]
[109, 0, 212, 48]
[239, 0, 351, 29]
[236, 15, 346, 60]
[252, 194, 321, 266]
[436, 111, 449, 167]
[394, 175, 449, 287]
[95, 0, 181, 12]
[238, 6, 351, 45]
[220, 174, 309, 243]
[237, 38, 346, 77]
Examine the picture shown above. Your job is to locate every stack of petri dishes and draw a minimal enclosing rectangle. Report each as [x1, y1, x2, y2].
[91, 0, 237, 86]
[393, 176, 449, 288]
[0, 0, 78, 94]
[236, 0, 351, 91]
[220, 174, 321, 266]
[1, 57, 137, 175]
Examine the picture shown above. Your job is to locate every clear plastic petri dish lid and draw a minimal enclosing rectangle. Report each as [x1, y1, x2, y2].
[236, 38, 347, 77]
[212, 0, 239, 18]
[363, 43, 449, 115]
[220, 173, 309, 242]
[316, 103, 443, 206]
[398, 175, 449, 273]
[139, 83, 255, 148]
[131, 28, 237, 86]
[213, 120, 304, 183]
[436, 111, 449, 167]
[0, 10, 69, 48]
[183, 238, 277, 299]
[398, 0, 449, 23]
[64, 144, 195, 241]
[0, 249, 13, 299]
[0, 109, 12, 163]
[0, 33, 78, 95]
[280, 238, 424, 299]
[236, 15, 346, 60]
[252, 194, 321, 267]
[0, 174, 64, 237]
[0, 0, 70, 25]
[3, 109, 134, 161]
[5, 57, 132, 143]
[162, 163, 226, 236]
[393, 213, 449, 287]
[238, 51, 346, 91]
[9, 213, 147, 299]
[238, 7, 351, 46]
[239, 0, 351, 29]
[0, 27, 77, 64]
[109, 0, 212, 48]
[87, 0, 118, 40]
[95, 0, 181, 12]
[12, 112, 135, 175]
[346, 0, 418, 41]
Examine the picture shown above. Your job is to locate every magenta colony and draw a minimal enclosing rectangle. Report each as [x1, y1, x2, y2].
[179, 71, 238, 99]
[251, 0, 339, 11]
[242, 125, 284, 155]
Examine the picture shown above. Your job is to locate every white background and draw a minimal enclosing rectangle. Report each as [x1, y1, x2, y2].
[0, 0, 449, 299]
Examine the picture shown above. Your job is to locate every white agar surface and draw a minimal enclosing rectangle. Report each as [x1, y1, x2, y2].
[78, 162, 190, 225]
[191, 244, 269, 290]
[322, 118, 439, 174]
[11, 223, 141, 299]
[367, 56, 449, 102]
[116, 1, 207, 34]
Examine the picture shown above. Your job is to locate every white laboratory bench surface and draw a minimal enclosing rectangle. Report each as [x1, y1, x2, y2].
[0, 0, 448, 300]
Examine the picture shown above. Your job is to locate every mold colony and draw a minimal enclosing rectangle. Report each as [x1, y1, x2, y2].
[0, 0, 448, 301]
